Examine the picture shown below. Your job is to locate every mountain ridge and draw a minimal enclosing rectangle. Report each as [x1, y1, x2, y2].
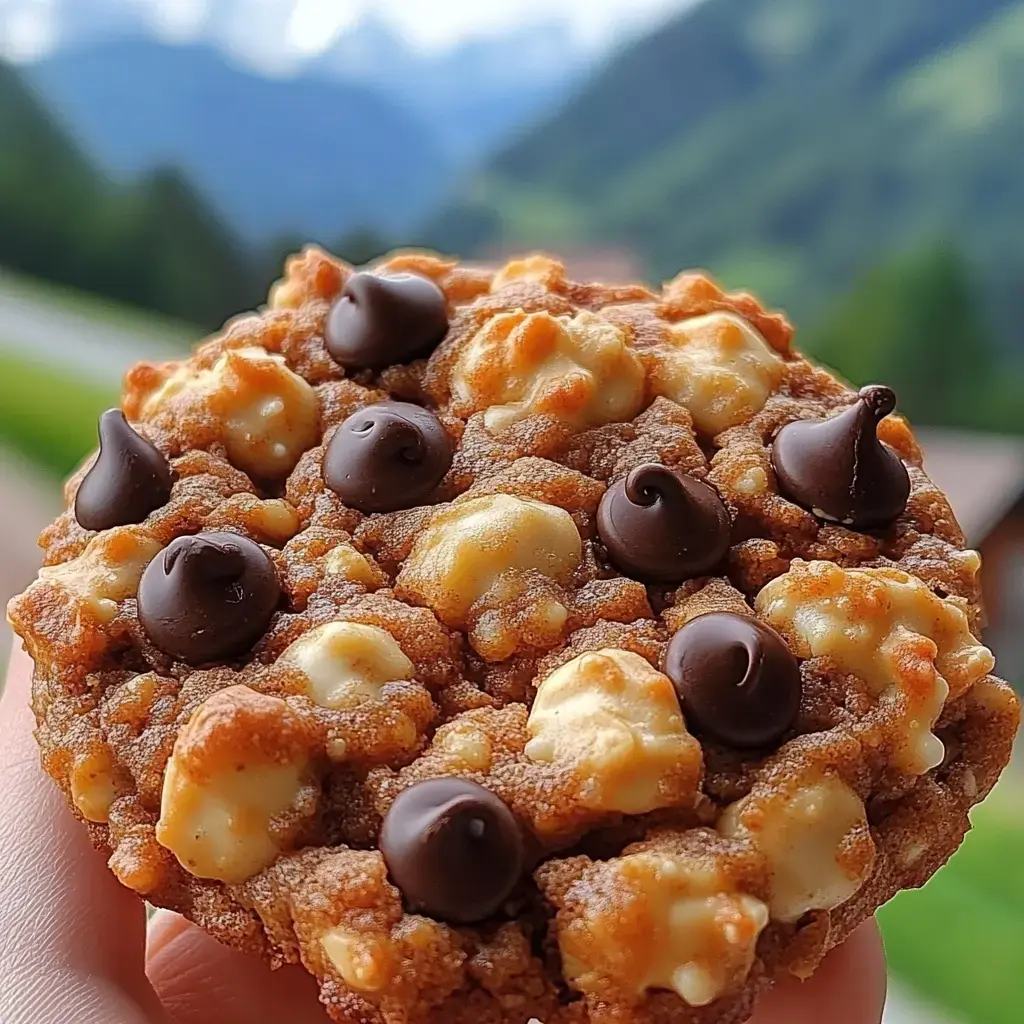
[22, 19, 589, 243]
[26, 37, 453, 243]
[317, 17, 587, 158]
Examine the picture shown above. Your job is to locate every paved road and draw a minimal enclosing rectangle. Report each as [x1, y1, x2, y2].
[0, 270, 192, 381]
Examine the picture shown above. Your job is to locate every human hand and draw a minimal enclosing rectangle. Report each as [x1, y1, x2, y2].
[0, 642, 886, 1023]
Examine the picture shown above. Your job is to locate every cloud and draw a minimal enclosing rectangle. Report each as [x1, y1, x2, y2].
[1, 0, 59, 62]
[0, 0, 696, 64]
[148, 0, 209, 42]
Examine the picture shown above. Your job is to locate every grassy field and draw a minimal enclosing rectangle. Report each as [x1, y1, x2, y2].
[879, 780, 1024, 1024]
[0, 350, 117, 476]
[0, 269, 196, 475]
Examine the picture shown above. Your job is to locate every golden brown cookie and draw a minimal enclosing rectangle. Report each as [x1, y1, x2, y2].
[7, 247, 1019, 1024]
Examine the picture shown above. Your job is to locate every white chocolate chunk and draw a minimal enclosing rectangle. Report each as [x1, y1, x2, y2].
[321, 928, 393, 992]
[756, 560, 994, 774]
[526, 649, 702, 815]
[396, 494, 581, 626]
[452, 310, 645, 431]
[161, 761, 305, 883]
[323, 544, 382, 586]
[435, 720, 495, 772]
[719, 775, 874, 923]
[649, 312, 784, 434]
[277, 622, 414, 709]
[37, 526, 161, 624]
[141, 346, 319, 479]
[156, 686, 315, 883]
[70, 747, 118, 823]
[211, 494, 301, 545]
[558, 852, 768, 1007]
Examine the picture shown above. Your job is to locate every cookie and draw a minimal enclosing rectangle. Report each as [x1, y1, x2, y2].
[7, 248, 1019, 1024]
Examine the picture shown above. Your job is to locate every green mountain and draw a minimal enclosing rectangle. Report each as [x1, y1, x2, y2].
[0, 61, 258, 327]
[427, 0, 1024, 342]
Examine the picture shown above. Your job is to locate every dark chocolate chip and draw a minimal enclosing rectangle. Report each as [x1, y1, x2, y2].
[323, 401, 452, 513]
[75, 409, 173, 531]
[663, 611, 802, 749]
[137, 531, 280, 665]
[770, 385, 910, 529]
[324, 272, 448, 370]
[380, 778, 524, 924]
[596, 464, 731, 584]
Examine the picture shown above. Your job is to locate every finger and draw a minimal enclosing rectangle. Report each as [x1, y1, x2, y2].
[147, 913, 883, 1024]
[147, 910, 328, 1024]
[751, 920, 887, 1024]
[0, 641, 169, 1024]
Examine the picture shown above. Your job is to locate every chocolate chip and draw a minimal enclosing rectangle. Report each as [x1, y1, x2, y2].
[596, 464, 731, 584]
[663, 612, 801, 749]
[324, 272, 449, 370]
[75, 410, 172, 531]
[380, 778, 524, 924]
[770, 385, 910, 529]
[323, 401, 452, 513]
[138, 532, 280, 665]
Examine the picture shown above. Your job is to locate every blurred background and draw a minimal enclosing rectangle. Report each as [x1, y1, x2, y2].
[0, 1, 1021, 1021]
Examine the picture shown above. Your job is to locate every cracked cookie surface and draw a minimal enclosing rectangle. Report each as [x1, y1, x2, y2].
[7, 247, 1019, 1024]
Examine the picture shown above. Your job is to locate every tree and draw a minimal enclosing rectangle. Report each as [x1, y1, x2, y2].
[332, 228, 390, 267]
[0, 62, 104, 289]
[804, 243, 1021, 432]
[104, 168, 261, 327]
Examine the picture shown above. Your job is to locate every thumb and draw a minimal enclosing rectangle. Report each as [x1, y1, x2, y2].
[751, 921, 886, 1024]
[0, 641, 170, 1023]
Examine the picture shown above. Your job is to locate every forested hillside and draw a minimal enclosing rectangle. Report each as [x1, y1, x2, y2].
[0, 61, 260, 326]
[428, 0, 1024, 345]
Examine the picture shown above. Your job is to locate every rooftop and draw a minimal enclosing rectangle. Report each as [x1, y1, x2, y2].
[916, 428, 1024, 545]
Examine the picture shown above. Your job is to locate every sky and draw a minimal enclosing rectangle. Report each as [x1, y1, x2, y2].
[286, 0, 689, 52]
[0, 0, 694, 67]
